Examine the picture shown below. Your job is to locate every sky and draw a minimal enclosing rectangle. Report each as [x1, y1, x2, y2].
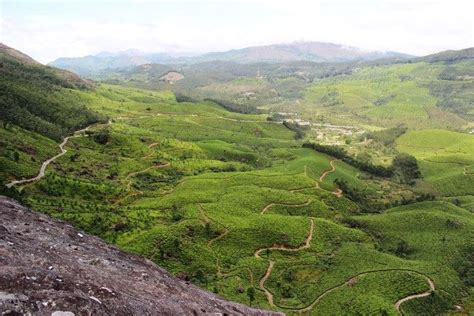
[1, 0, 473, 63]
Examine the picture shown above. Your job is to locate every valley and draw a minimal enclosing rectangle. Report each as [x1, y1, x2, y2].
[1, 43, 473, 315]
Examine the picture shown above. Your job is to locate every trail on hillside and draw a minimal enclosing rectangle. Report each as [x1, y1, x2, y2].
[254, 219, 315, 307]
[318, 159, 343, 198]
[290, 166, 321, 193]
[296, 163, 342, 197]
[319, 159, 339, 182]
[199, 204, 231, 247]
[208, 229, 230, 247]
[259, 261, 276, 306]
[395, 277, 435, 314]
[332, 188, 343, 198]
[304, 165, 320, 188]
[198, 204, 230, 248]
[114, 162, 170, 205]
[260, 199, 313, 215]
[215, 258, 255, 286]
[282, 268, 435, 314]
[143, 142, 160, 159]
[6, 123, 102, 188]
[198, 204, 211, 224]
[198, 204, 255, 285]
[114, 140, 171, 205]
[160, 179, 187, 196]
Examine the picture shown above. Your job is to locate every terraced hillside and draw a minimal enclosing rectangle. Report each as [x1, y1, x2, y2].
[3, 82, 473, 315]
[302, 61, 473, 130]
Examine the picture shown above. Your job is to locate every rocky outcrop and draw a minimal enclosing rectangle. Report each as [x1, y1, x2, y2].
[0, 196, 281, 315]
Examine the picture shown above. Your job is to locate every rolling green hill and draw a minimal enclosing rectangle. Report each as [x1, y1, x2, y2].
[89, 59, 357, 113]
[417, 47, 474, 63]
[301, 60, 473, 130]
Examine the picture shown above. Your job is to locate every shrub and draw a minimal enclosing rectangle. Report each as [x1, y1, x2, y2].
[393, 153, 421, 184]
[92, 128, 110, 145]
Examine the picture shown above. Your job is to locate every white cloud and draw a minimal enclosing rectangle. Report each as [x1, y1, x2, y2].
[1, 0, 473, 63]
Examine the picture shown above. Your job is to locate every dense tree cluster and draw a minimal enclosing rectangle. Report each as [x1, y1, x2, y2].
[456, 245, 474, 287]
[0, 54, 106, 141]
[429, 80, 474, 118]
[334, 178, 434, 213]
[174, 93, 198, 103]
[204, 98, 260, 114]
[303, 142, 394, 177]
[91, 128, 111, 145]
[365, 125, 407, 146]
[282, 120, 307, 139]
[392, 153, 421, 184]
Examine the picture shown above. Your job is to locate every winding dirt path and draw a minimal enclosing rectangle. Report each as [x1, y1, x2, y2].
[143, 142, 160, 159]
[215, 258, 255, 286]
[332, 188, 343, 198]
[208, 229, 230, 247]
[114, 162, 170, 206]
[319, 159, 339, 182]
[6, 124, 97, 188]
[254, 219, 315, 307]
[198, 203, 231, 247]
[290, 165, 322, 193]
[395, 277, 435, 314]
[198, 204, 253, 285]
[318, 160, 343, 198]
[198, 204, 211, 224]
[254, 218, 314, 258]
[281, 268, 435, 314]
[259, 261, 276, 306]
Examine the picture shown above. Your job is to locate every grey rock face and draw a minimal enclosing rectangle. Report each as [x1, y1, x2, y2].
[0, 196, 282, 315]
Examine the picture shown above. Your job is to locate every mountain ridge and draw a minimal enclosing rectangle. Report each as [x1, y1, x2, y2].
[48, 41, 412, 76]
[192, 41, 412, 64]
[416, 47, 474, 63]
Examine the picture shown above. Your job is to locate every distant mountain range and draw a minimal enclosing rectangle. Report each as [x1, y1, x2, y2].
[191, 42, 412, 64]
[49, 41, 412, 76]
